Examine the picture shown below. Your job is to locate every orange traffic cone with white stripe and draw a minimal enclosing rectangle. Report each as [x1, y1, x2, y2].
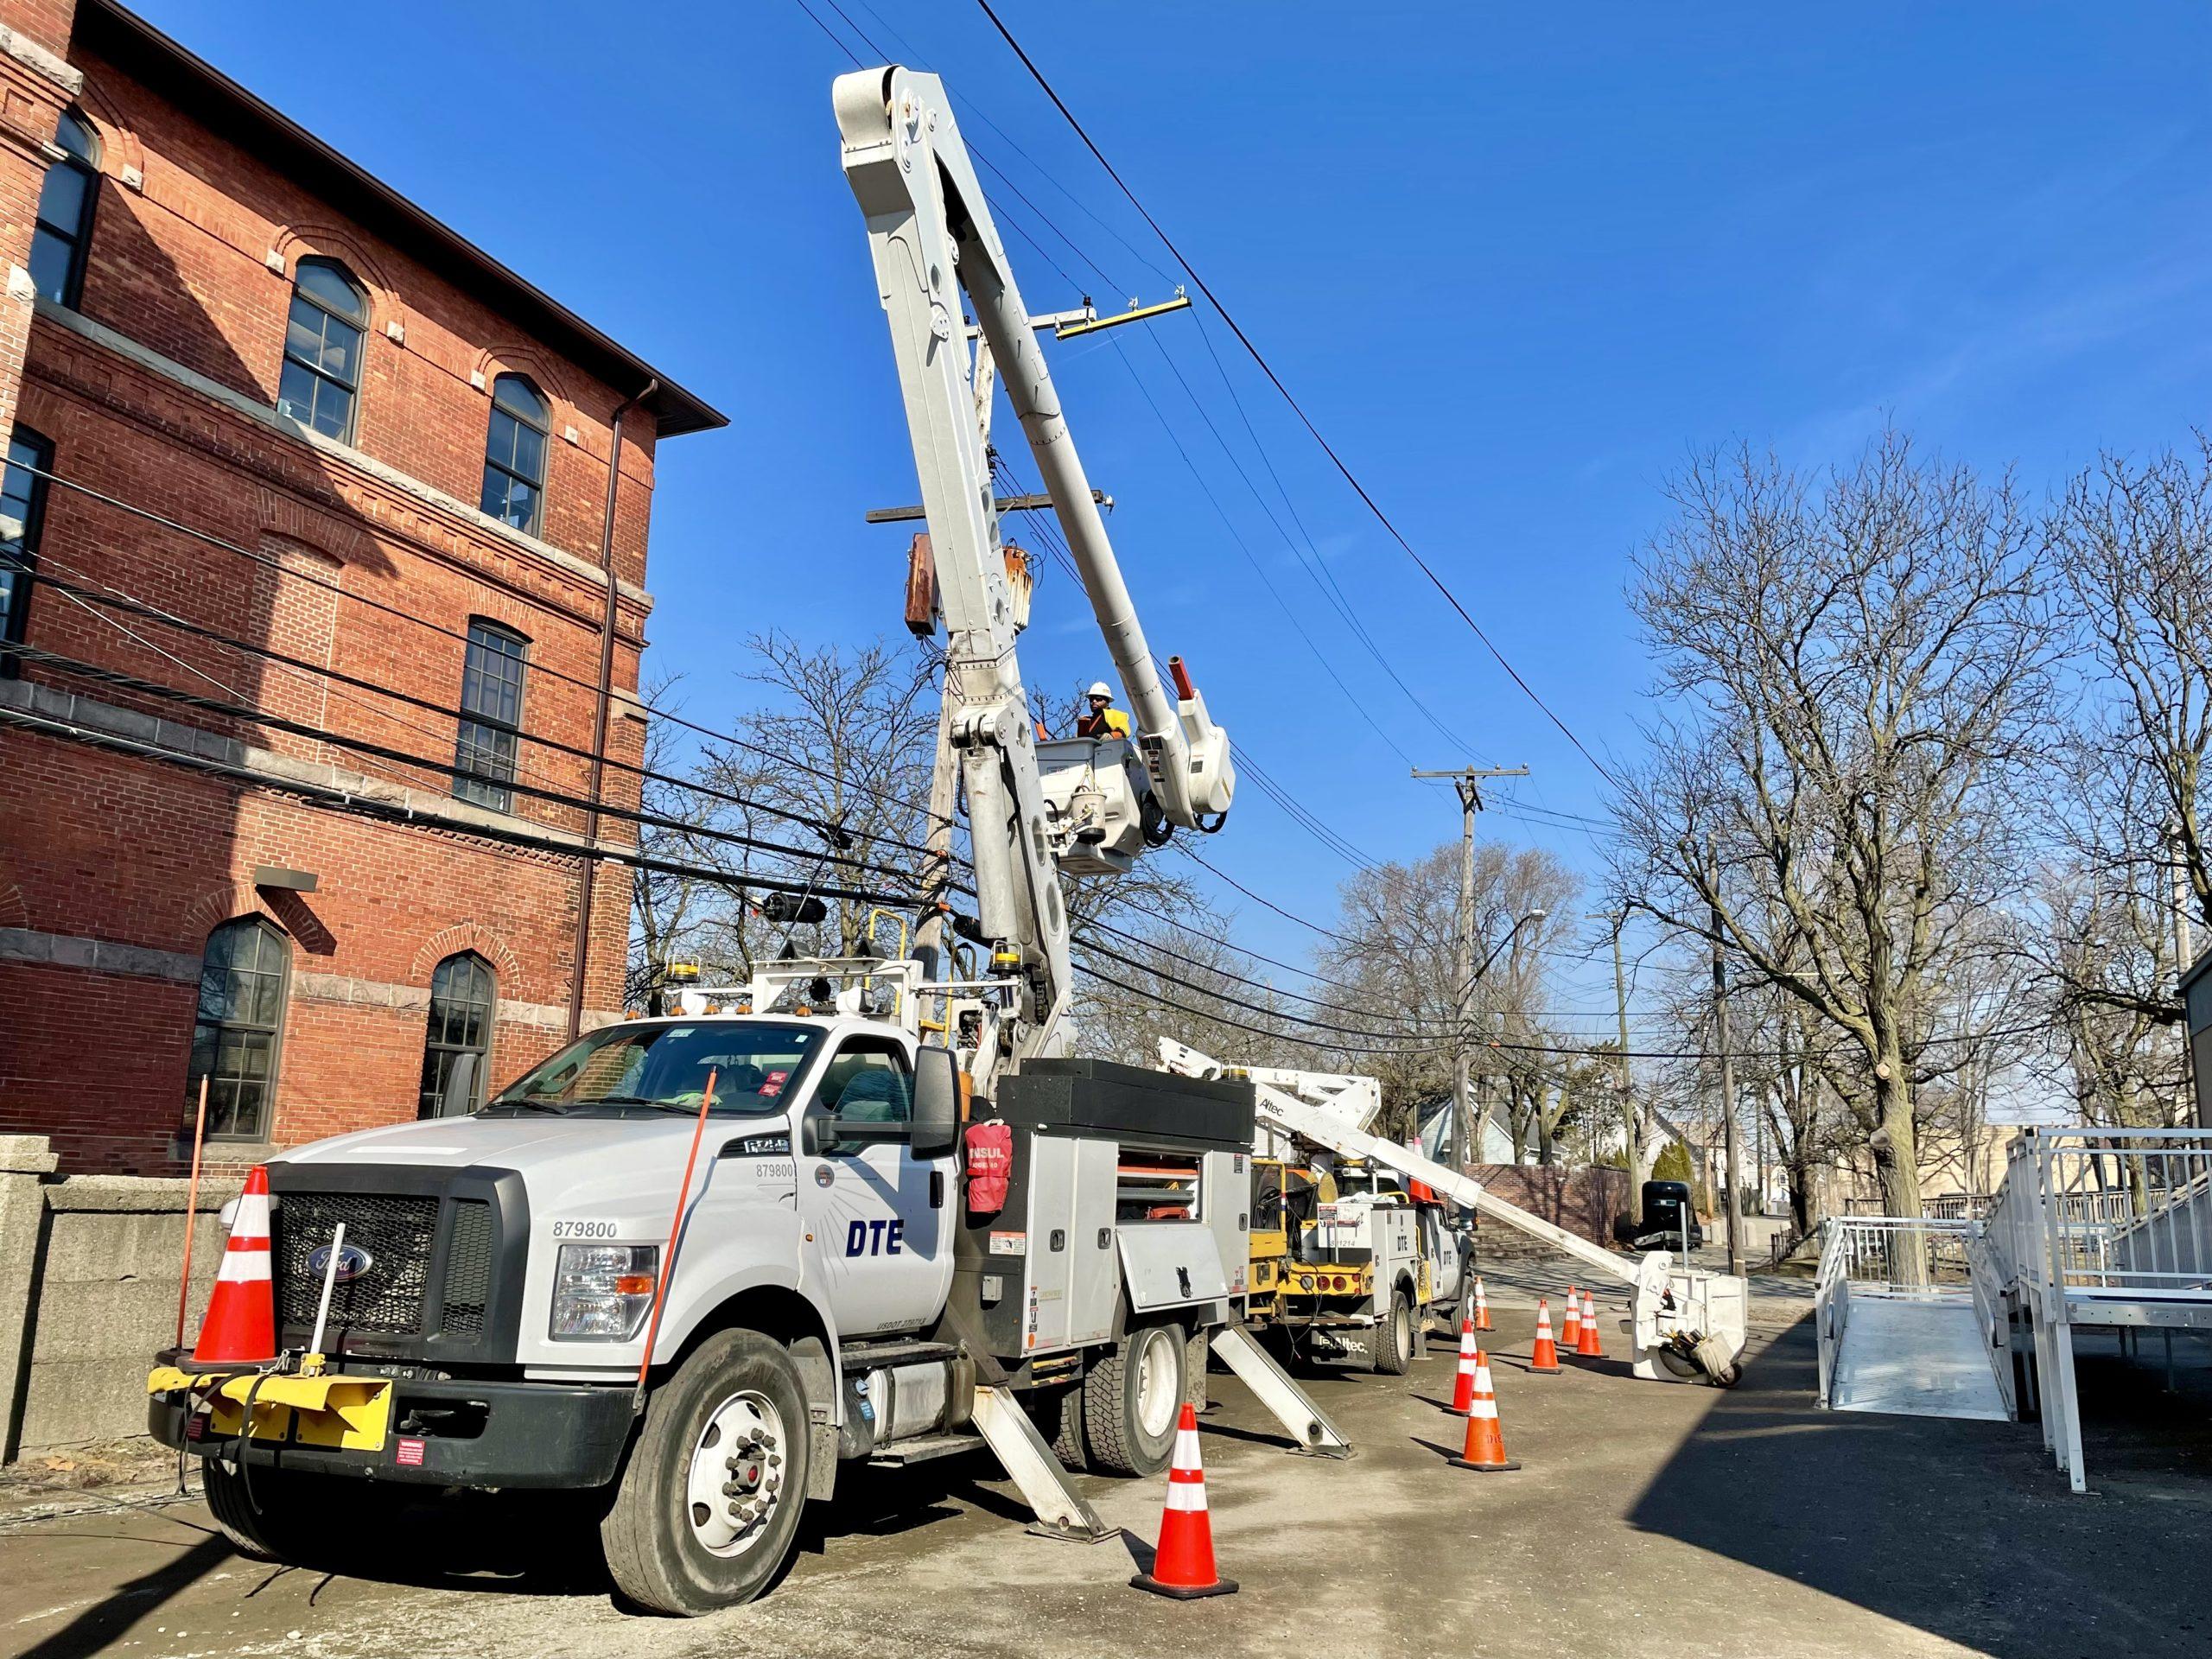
[1447, 1313, 1480, 1414]
[1560, 1286, 1583, 1351]
[1448, 1346, 1520, 1471]
[191, 1165, 276, 1364]
[1576, 1288, 1604, 1358]
[1472, 1276, 1494, 1332]
[1131, 1402, 1238, 1599]
[1529, 1297, 1561, 1373]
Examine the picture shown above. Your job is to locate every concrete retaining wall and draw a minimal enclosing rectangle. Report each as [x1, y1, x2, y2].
[0, 1135, 235, 1458]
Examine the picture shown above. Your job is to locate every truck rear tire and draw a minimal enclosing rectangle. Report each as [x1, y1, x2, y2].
[1367, 1289, 1414, 1375]
[1082, 1320, 1185, 1477]
[601, 1329, 811, 1615]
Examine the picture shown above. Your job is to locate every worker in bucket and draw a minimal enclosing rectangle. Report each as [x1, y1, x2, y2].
[1076, 680, 1130, 740]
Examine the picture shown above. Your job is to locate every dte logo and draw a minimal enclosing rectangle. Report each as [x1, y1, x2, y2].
[845, 1219, 906, 1256]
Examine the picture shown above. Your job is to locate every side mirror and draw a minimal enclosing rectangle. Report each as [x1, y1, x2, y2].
[912, 1045, 959, 1160]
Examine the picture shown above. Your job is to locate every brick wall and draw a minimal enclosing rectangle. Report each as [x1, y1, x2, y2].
[1471, 1165, 1631, 1255]
[0, 1, 690, 1173]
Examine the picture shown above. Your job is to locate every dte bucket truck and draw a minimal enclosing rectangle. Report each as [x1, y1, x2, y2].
[145, 64, 1325, 1614]
[1161, 1044, 1750, 1387]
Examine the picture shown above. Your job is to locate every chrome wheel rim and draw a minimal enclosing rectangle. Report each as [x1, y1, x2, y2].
[686, 1389, 785, 1557]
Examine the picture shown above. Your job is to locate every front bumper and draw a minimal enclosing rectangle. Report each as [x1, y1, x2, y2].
[149, 1364, 637, 1491]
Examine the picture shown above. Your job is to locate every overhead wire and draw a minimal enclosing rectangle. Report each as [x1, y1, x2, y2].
[970, 0, 1622, 789]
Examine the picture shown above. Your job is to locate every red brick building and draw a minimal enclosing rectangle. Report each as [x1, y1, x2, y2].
[0, 1, 724, 1172]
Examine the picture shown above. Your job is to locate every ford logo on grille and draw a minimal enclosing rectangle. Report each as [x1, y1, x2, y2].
[308, 1243, 373, 1283]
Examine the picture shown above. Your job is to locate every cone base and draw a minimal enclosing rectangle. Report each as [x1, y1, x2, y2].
[1448, 1456, 1522, 1472]
[1131, 1572, 1239, 1600]
[1529, 1361, 1560, 1373]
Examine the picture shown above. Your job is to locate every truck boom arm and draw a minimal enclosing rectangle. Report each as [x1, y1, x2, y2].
[836, 66, 1234, 1061]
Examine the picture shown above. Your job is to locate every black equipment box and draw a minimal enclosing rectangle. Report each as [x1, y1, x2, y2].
[995, 1058, 1254, 1153]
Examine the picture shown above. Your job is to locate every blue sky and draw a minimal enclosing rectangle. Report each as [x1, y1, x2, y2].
[137, 1, 2212, 1035]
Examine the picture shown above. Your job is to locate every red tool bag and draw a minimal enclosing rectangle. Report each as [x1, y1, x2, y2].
[963, 1120, 1013, 1213]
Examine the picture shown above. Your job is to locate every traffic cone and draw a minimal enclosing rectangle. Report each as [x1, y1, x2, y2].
[1447, 1313, 1479, 1414]
[191, 1165, 276, 1364]
[1472, 1276, 1494, 1332]
[1529, 1298, 1561, 1374]
[1131, 1402, 1238, 1599]
[1576, 1289, 1604, 1358]
[1447, 1347, 1520, 1471]
[1560, 1287, 1583, 1351]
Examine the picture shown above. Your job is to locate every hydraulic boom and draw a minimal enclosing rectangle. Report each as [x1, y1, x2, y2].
[836, 66, 1233, 1067]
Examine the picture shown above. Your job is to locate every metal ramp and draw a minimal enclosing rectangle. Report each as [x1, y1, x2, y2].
[1820, 1133, 2212, 1491]
[1816, 1217, 2011, 1422]
[1825, 1293, 2008, 1421]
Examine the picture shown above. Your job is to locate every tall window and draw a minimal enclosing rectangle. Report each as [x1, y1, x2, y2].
[187, 917, 290, 1141]
[420, 951, 496, 1118]
[29, 110, 98, 306]
[453, 620, 527, 811]
[480, 374, 549, 535]
[0, 428, 54, 668]
[276, 258, 366, 442]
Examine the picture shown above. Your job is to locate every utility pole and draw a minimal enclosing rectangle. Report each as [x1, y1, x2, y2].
[913, 662, 959, 972]
[1586, 909, 1644, 1234]
[1413, 766, 1529, 1178]
[1708, 845, 1745, 1276]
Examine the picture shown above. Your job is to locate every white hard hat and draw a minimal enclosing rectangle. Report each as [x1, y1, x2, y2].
[1087, 681, 1113, 699]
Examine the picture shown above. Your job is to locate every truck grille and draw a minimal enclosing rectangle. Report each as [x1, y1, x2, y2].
[439, 1198, 494, 1339]
[274, 1192, 438, 1336]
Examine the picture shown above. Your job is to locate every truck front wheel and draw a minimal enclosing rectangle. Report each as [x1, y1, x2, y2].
[1083, 1320, 1186, 1477]
[601, 1329, 811, 1615]
[203, 1459, 308, 1561]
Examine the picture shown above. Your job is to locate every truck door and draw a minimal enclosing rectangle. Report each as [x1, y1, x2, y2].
[798, 1034, 954, 1338]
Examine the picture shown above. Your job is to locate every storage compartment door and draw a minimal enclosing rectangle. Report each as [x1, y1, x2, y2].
[1117, 1222, 1230, 1313]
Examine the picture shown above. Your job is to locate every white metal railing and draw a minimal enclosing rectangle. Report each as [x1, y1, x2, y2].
[1814, 1217, 1850, 1407]
[1831, 1215, 1977, 1293]
[1971, 1125, 2212, 1492]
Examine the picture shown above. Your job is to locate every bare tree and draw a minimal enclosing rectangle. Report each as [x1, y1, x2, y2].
[1612, 433, 2053, 1218]
[1315, 840, 1580, 1154]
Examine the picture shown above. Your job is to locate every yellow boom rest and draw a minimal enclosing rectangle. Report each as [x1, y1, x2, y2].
[147, 1366, 392, 1452]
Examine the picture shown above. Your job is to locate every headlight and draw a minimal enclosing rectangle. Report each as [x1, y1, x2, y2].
[550, 1243, 658, 1341]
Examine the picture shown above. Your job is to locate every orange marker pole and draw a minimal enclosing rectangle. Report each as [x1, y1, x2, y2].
[173, 1075, 210, 1352]
[634, 1068, 717, 1408]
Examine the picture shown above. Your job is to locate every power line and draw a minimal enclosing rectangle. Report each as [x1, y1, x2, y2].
[0, 697, 926, 914]
[19, 461, 956, 828]
[9, 542, 951, 863]
[970, 0, 1619, 788]
[10, 638, 938, 889]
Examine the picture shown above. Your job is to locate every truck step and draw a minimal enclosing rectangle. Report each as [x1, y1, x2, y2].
[840, 1338, 961, 1373]
[868, 1431, 986, 1466]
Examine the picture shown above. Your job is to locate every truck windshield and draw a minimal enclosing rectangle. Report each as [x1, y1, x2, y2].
[487, 1022, 822, 1116]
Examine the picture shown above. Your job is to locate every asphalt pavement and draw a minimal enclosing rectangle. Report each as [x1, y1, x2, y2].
[0, 1294, 2202, 1659]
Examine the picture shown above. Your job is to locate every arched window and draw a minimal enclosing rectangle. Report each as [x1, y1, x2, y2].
[187, 917, 290, 1141]
[29, 110, 99, 307]
[0, 426, 54, 664]
[420, 951, 497, 1118]
[276, 257, 367, 442]
[480, 373, 549, 535]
